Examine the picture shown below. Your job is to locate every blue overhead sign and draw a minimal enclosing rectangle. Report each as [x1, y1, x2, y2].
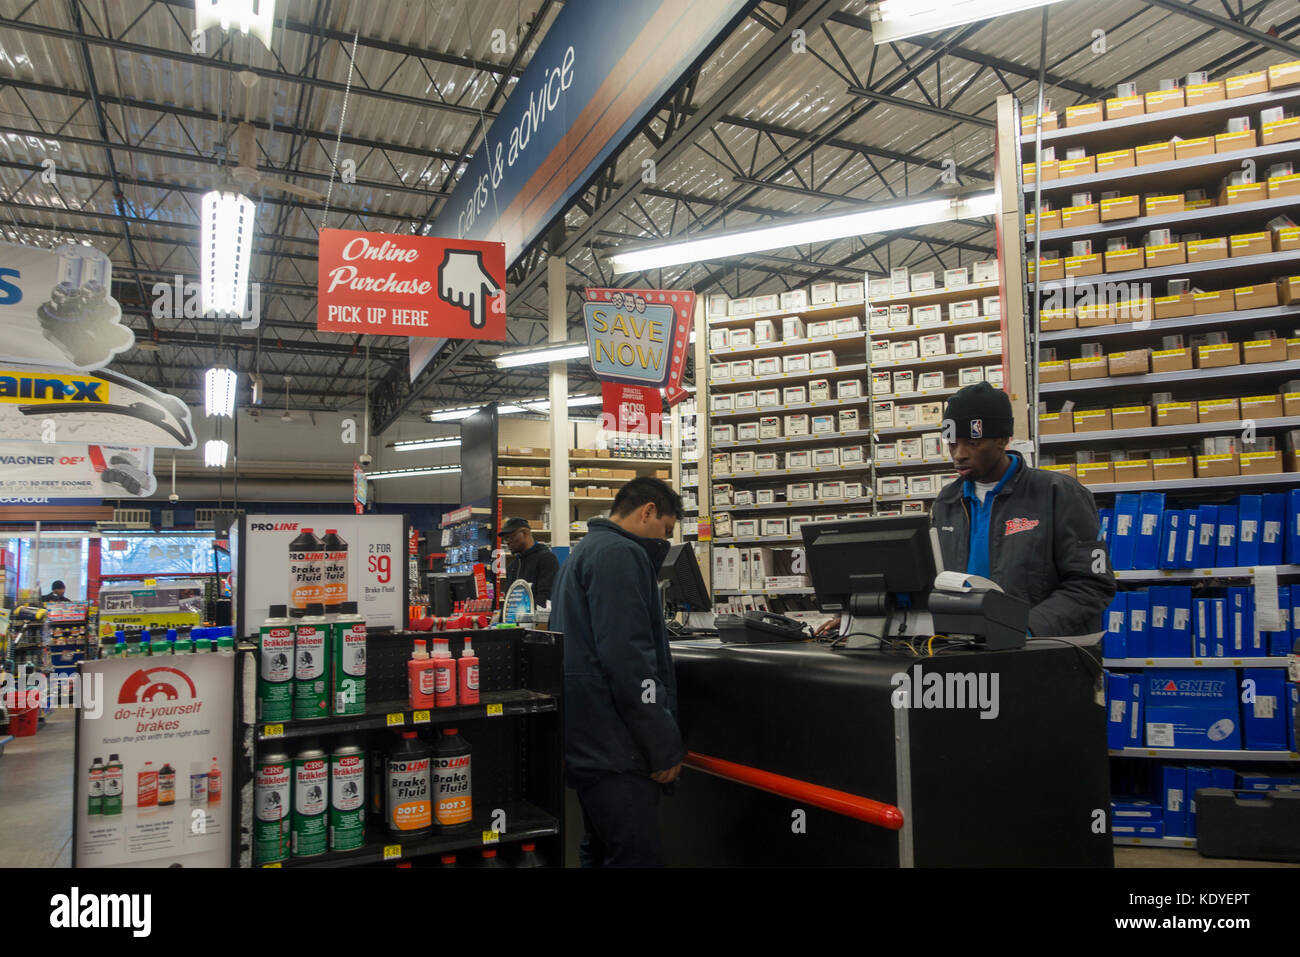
[410, 0, 750, 380]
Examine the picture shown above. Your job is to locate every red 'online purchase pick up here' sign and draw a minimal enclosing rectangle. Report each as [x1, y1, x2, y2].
[317, 228, 507, 340]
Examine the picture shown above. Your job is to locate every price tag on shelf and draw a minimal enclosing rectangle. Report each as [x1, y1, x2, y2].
[383, 845, 402, 860]
[386, 712, 406, 727]
[486, 703, 504, 717]
[263, 724, 284, 738]
[412, 710, 431, 724]
[262, 862, 282, 869]
[482, 830, 501, 845]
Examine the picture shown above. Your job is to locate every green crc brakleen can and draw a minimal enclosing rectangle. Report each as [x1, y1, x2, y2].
[258, 605, 295, 723]
[291, 741, 328, 858]
[254, 749, 292, 865]
[329, 739, 366, 852]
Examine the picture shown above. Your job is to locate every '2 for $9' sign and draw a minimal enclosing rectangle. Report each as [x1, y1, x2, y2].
[583, 292, 676, 387]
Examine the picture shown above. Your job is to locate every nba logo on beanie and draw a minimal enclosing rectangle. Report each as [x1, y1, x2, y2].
[970, 419, 983, 439]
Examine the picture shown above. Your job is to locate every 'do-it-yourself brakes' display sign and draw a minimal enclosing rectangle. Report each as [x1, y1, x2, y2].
[582, 287, 694, 429]
[317, 229, 507, 341]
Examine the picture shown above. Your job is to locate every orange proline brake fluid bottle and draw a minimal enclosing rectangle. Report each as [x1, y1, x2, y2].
[431, 728, 472, 829]
[385, 731, 433, 841]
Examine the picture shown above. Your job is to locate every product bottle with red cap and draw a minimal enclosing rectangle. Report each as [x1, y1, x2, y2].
[408, 641, 436, 709]
[515, 842, 545, 868]
[438, 853, 459, 867]
[458, 638, 479, 705]
[479, 848, 506, 868]
[432, 638, 457, 708]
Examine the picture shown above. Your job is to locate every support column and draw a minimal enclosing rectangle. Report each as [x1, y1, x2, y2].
[995, 93, 1030, 442]
[548, 254, 570, 548]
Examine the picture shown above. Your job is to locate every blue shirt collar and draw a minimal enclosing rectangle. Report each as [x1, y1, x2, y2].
[962, 451, 1020, 503]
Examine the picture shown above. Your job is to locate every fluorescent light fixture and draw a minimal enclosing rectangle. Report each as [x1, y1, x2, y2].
[493, 341, 589, 368]
[427, 395, 598, 420]
[365, 465, 462, 480]
[868, 0, 1068, 44]
[390, 437, 463, 452]
[516, 394, 604, 413]
[204, 366, 237, 417]
[608, 192, 997, 275]
[193, 0, 277, 49]
[201, 190, 256, 316]
[426, 406, 479, 422]
[203, 439, 229, 468]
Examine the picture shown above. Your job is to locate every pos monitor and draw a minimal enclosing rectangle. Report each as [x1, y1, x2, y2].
[801, 515, 941, 647]
[659, 543, 712, 615]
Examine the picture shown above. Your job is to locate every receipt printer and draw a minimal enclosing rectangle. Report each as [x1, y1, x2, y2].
[929, 589, 1029, 650]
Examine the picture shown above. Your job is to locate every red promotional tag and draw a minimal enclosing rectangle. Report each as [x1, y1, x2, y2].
[601, 381, 662, 434]
[317, 228, 506, 340]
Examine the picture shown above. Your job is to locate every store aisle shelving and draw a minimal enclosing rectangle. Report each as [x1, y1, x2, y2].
[0, 710, 74, 867]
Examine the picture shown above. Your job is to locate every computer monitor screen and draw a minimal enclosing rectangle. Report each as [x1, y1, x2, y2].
[801, 515, 940, 612]
[659, 543, 712, 612]
[431, 572, 479, 615]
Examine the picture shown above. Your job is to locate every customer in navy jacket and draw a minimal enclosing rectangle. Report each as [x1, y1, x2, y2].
[550, 476, 686, 867]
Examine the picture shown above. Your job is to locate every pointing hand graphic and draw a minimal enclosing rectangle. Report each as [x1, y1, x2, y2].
[439, 249, 501, 329]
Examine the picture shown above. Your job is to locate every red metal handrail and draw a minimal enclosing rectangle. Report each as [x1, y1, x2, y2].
[684, 750, 905, 831]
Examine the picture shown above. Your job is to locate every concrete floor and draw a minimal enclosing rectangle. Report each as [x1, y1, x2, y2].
[0, 709, 74, 867]
[0, 713, 1293, 869]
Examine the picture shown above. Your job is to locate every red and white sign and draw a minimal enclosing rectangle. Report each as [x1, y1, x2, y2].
[601, 381, 662, 435]
[317, 229, 507, 340]
[582, 287, 694, 406]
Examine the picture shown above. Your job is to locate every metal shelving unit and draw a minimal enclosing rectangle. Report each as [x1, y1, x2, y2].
[713, 428, 874, 450]
[1042, 416, 1300, 445]
[1109, 747, 1300, 761]
[1078, 472, 1300, 494]
[1104, 657, 1290, 668]
[1113, 835, 1199, 849]
[1040, 304, 1300, 344]
[1113, 564, 1300, 580]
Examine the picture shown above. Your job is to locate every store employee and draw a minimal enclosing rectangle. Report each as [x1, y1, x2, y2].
[499, 518, 560, 607]
[930, 383, 1115, 636]
[42, 580, 70, 603]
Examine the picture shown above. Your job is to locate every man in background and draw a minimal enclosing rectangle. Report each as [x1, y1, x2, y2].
[42, 580, 70, 603]
[550, 477, 686, 867]
[931, 382, 1115, 636]
[499, 517, 559, 608]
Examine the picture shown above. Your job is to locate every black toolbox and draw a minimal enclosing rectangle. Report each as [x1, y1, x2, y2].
[1196, 789, 1300, 863]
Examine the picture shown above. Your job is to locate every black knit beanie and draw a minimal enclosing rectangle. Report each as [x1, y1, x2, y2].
[942, 382, 1014, 440]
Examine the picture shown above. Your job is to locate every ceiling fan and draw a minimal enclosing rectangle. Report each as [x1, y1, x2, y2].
[160, 120, 326, 202]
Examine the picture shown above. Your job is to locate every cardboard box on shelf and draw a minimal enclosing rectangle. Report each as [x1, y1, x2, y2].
[1039, 411, 1073, 435]
[1041, 464, 1078, 478]
[1066, 102, 1104, 126]
[1153, 456, 1195, 481]
[1172, 137, 1215, 161]
[1076, 462, 1116, 486]
[1153, 295, 1195, 320]
[1034, 259, 1066, 282]
[1192, 290, 1233, 314]
[1244, 338, 1287, 363]
[1135, 141, 1176, 166]
[1022, 161, 1060, 184]
[1061, 205, 1100, 229]
[1226, 70, 1268, 97]
[1198, 397, 1241, 422]
[1268, 60, 1300, 88]
[1112, 405, 1152, 429]
[1290, 338, 1300, 360]
[1272, 176, 1300, 202]
[1196, 453, 1240, 477]
[1065, 253, 1104, 277]
[1230, 231, 1272, 257]
[1280, 276, 1300, 303]
[1145, 194, 1187, 216]
[1240, 451, 1284, 475]
[1108, 350, 1151, 376]
[1100, 195, 1141, 221]
[1151, 347, 1193, 373]
[1073, 409, 1113, 432]
[1058, 156, 1097, 178]
[1195, 342, 1241, 368]
[1115, 298, 1153, 324]
[1186, 237, 1229, 262]
[1215, 129, 1259, 153]
[1105, 248, 1145, 272]
[1039, 361, 1069, 383]
[1237, 282, 1276, 316]
[1155, 402, 1197, 426]
[1223, 182, 1268, 204]
[1105, 96, 1145, 120]
[1144, 88, 1185, 113]
[1040, 308, 1077, 331]
[1114, 459, 1155, 483]
[1262, 117, 1300, 146]
[1184, 81, 1226, 106]
[1144, 242, 1187, 267]
[1069, 357, 1110, 380]
[1021, 112, 1059, 134]
[1077, 304, 1116, 327]
[1097, 149, 1137, 174]
[1240, 395, 1283, 418]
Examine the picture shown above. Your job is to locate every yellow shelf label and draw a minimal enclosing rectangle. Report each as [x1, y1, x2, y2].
[486, 703, 504, 717]
[263, 724, 284, 738]
[262, 862, 282, 869]
[386, 712, 406, 727]
[482, 830, 501, 844]
[383, 844, 402, 860]
[412, 710, 431, 724]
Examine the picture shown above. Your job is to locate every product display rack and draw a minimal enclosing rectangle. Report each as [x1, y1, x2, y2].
[1017, 75, 1300, 844]
[238, 627, 564, 869]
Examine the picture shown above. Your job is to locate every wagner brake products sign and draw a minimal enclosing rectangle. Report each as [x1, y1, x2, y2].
[0, 442, 154, 497]
[74, 654, 234, 867]
[316, 229, 506, 341]
[238, 514, 406, 631]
